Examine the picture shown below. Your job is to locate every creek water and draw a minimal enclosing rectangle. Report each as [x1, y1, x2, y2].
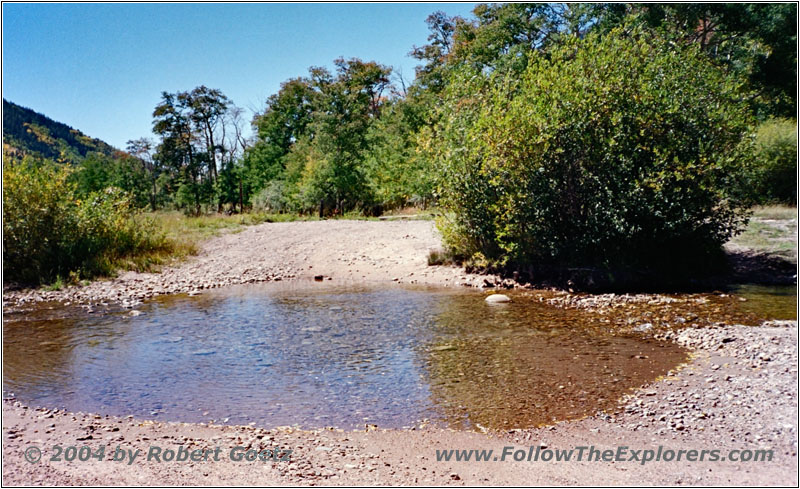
[3, 282, 790, 430]
[731, 284, 797, 320]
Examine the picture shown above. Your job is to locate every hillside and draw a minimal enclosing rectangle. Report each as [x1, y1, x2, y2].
[2, 99, 120, 164]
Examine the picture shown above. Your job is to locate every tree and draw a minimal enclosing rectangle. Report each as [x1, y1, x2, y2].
[126, 137, 158, 211]
[151, 87, 237, 214]
[409, 11, 462, 94]
[242, 78, 317, 201]
[217, 106, 250, 212]
[152, 91, 203, 214]
[298, 58, 392, 214]
[185, 86, 230, 187]
[604, 3, 797, 118]
[71, 152, 151, 209]
[364, 98, 434, 210]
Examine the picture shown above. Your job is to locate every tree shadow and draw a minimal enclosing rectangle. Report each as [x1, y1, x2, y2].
[491, 249, 797, 294]
[722, 249, 797, 287]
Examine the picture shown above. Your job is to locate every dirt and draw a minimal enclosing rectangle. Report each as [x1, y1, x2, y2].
[3, 220, 497, 310]
[2, 219, 798, 485]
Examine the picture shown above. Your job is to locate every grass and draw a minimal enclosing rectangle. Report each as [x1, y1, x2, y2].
[427, 248, 460, 266]
[380, 206, 439, 221]
[129, 211, 319, 268]
[749, 205, 798, 221]
[43, 275, 65, 291]
[149, 211, 315, 244]
[729, 205, 797, 263]
[30, 211, 317, 289]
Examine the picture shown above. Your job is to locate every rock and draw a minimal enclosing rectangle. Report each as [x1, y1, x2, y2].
[485, 294, 511, 303]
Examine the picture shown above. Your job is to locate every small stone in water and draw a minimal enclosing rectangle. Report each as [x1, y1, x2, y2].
[485, 294, 511, 303]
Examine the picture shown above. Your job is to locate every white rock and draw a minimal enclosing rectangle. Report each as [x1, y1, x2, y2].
[485, 294, 511, 303]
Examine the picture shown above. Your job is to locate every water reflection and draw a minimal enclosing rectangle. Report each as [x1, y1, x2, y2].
[4, 283, 687, 430]
[421, 294, 687, 429]
[731, 284, 797, 320]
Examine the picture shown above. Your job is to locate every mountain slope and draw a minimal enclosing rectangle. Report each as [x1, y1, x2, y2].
[2, 99, 120, 164]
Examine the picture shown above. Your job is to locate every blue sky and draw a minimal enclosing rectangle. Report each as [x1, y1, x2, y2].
[2, 3, 477, 149]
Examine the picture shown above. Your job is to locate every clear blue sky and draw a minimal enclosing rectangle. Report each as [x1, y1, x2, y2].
[2, 3, 477, 149]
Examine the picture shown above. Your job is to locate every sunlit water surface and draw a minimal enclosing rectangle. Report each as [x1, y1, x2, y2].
[4, 282, 707, 430]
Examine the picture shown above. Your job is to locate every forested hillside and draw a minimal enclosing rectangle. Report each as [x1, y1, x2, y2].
[2, 99, 119, 164]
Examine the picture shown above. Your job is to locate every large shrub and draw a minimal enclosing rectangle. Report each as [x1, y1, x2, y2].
[431, 28, 756, 277]
[751, 118, 797, 204]
[3, 160, 169, 284]
[252, 180, 291, 213]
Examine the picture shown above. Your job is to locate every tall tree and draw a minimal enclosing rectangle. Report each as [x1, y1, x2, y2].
[152, 91, 203, 213]
[126, 137, 159, 211]
[299, 58, 392, 213]
[185, 86, 230, 184]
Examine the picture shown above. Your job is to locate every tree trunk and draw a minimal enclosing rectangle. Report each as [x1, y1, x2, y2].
[151, 175, 157, 212]
[239, 178, 244, 214]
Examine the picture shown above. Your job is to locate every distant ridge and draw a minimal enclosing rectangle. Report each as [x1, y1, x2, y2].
[2, 98, 121, 164]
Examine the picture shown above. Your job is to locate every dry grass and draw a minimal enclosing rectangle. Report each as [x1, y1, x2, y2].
[729, 205, 797, 263]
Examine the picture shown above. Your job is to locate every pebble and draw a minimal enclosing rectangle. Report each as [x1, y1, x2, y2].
[485, 294, 511, 303]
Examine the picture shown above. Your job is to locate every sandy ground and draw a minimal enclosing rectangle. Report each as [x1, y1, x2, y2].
[3, 219, 798, 485]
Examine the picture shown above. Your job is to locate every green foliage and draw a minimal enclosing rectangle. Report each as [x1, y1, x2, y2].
[3, 160, 172, 284]
[363, 99, 435, 210]
[430, 28, 756, 275]
[301, 58, 391, 213]
[751, 119, 797, 204]
[72, 153, 152, 208]
[245, 58, 393, 215]
[620, 3, 797, 118]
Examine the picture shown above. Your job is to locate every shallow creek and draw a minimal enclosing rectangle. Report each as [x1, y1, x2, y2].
[3, 282, 793, 430]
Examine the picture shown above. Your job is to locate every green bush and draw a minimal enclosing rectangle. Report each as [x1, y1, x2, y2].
[3, 160, 170, 284]
[252, 180, 291, 213]
[430, 28, 756, 277]
[72, 153, 152, 209]
[752, 119, 797, 204]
